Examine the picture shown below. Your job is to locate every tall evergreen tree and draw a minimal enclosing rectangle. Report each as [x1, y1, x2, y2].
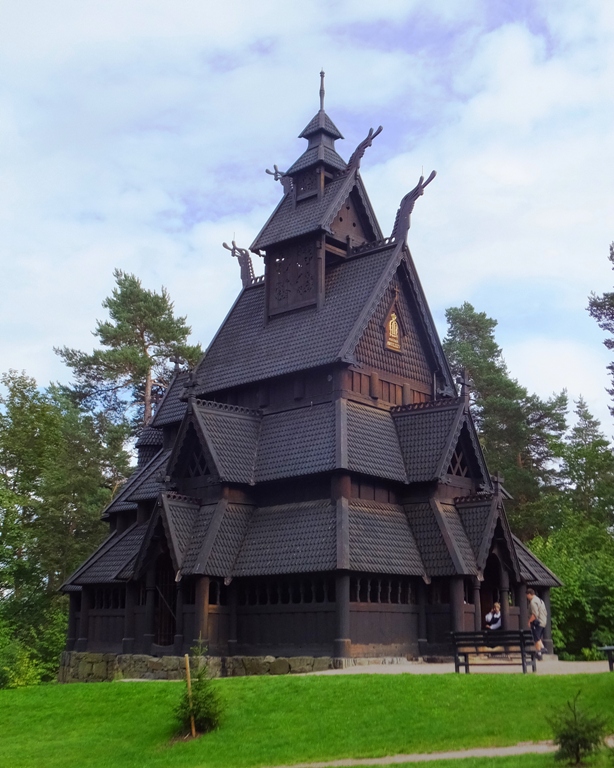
[559, 398, 614, 528]
[56, 269, 202, 428]
[587, 242, 614, 416]
[443, 302, 567, 537]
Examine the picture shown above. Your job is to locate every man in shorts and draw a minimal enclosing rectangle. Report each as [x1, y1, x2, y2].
[526, 588, 548, 660]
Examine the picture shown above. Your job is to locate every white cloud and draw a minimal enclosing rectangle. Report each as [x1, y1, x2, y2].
[0, 1, 613, 436]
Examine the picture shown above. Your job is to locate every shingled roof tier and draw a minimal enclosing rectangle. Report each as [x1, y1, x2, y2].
[285, 146, 347, 176]
[233, 500, 337, 576]
[251, 173, 378, 252]
[345, 401, 407, 482]
[455, 497, 494, 560]
[150, 371, 189, 427]
[405, 502, 457, 576]
[194, 401, 261, 484]
[195, 245, 398, 393]
[348, 501, 425, 575]
[64, 523, 148, 586]
[513, 535, 562, 587]
[392, 399, 464, 483]
[298, 110, 344, 140]
[101, 448, 171, 519]
[135, 426, 164, 447]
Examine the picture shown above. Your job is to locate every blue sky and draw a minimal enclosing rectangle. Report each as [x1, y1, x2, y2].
[1, 0, 613, 429]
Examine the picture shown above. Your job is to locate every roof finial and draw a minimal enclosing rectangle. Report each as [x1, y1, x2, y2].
[319, 70, 325, 111]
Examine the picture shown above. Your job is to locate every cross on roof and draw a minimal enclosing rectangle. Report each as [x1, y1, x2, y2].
[169, 354, 184, 372]
[456, 368, 470, 399]
[492, 471, 504, 496]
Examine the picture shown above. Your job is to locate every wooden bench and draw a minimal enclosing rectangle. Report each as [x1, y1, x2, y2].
[597, 646, 614, 671]
[451, 630, 537, 674]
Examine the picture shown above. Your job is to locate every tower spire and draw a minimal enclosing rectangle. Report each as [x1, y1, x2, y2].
[319, 70, 325, 111]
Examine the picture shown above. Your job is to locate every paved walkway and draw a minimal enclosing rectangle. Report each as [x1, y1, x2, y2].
[311, 658, 612, 675]
[266, 741, 557, 767]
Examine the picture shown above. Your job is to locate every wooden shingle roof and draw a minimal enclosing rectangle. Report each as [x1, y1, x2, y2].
[195, 245, 397, 394]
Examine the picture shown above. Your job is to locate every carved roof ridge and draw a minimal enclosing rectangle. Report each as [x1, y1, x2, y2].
[391, 396, 464, 414]
[161, 491, 201, 506]
[454, 492, 494, 505]
[194, 399, 262, 418]
[351, 236, 396, 254]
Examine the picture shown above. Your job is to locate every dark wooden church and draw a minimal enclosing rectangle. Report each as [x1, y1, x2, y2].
[63, 79, 559, 660]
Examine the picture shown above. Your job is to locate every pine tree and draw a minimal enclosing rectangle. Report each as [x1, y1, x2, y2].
[56, 269, 202, 428]
[559, 397, 614, 528]
[443, 302, 567, 537]
[587, 242, 614, 416]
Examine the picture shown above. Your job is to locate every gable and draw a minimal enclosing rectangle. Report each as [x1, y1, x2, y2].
[456, 495, 521, 580]
[353, 271, 434, 387]
[445, 422, 488, 485]
[393, 400, 463, 483]
[328, 190, 369, 246]
[172, 422, 214, 480]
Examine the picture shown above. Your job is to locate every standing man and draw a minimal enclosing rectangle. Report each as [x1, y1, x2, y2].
[526, 588, 548, 660]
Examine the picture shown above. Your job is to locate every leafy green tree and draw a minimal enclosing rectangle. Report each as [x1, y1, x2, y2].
[530, 520, 614, 654]
[443, 302, 567, 537]
[56, 269, 202, 428]
[0, 370, 131, 679]
[587, 241, 614, 416]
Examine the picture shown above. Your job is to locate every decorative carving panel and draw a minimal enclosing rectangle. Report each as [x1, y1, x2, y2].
[267, 241, 318, 315]
[294, 170, 318, 198]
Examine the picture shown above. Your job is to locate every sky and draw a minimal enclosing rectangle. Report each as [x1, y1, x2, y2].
[1, 0, 613, 431]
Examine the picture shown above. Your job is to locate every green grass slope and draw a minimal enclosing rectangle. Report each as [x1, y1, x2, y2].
[0, 674, 612, 768]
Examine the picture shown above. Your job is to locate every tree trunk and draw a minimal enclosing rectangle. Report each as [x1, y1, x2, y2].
[144, 367, 153, 425]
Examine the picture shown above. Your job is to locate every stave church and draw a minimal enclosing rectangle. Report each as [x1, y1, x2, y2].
[62, 77, 559, 662]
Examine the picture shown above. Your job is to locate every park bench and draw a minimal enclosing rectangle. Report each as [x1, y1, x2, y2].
[597, 646, 614, 671]
[451, 630, 537, 674]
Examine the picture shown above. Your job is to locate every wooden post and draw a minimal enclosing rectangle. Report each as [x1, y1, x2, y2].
[450, 577, 464, 632]
[66, 592, 79, 651]
[75, 588, 91, 652]
[143, 568, 156, 654]
[542, 588, 553, 654]
[517, 583, 529, 629]
[500, 569, 510, 630]
[174, 586, 184, 655]
[370, 372, 380, 400]
[184, 654, 196, 738]
[194, 576, 210, 646]
[228, 582, 238, 656]
[417, 580, 428, 654]
[334, 572, 351, 658]
[122, 582, 136, 654]
[473, 579, 482, 631]
[402, 383, 412, 406]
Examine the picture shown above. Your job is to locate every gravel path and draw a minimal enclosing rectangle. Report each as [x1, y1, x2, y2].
[264, 741, 557, 767]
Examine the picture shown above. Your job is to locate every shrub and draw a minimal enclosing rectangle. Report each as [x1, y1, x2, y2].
[175, 658, 224, 736]
[580, 647, 605, 662]
[0, 624, 41, 689]
[548, 691, 608, 764]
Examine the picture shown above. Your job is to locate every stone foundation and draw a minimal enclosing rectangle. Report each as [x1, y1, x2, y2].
[58, 651, 409, 682]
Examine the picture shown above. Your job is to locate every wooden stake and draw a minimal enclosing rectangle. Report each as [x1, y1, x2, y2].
[184, 653, 196, 738]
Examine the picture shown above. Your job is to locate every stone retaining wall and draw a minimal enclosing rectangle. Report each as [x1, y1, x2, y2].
[58, 652, 408, 682]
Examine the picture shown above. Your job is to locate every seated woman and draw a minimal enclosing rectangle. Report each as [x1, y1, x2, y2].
[485, 602, 502, 630]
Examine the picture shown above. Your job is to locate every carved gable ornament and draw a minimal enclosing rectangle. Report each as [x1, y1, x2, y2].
[383, 298, 405, 353]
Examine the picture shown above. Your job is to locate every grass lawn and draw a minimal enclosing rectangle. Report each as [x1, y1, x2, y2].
[0, 673, 613, 768]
